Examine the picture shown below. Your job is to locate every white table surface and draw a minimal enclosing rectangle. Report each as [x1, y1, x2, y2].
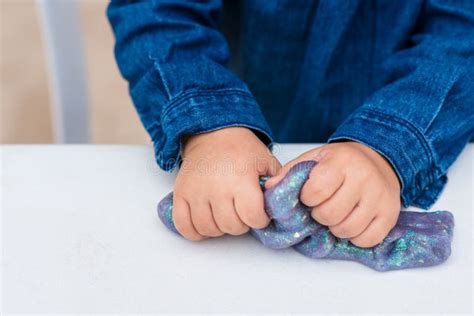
[1, 144, 473, 314]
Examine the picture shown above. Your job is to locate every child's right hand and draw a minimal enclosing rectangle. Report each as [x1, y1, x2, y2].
[172, 127, 281, 241]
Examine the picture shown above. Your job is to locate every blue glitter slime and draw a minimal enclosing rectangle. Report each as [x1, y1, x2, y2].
[157, 161, 454, 271]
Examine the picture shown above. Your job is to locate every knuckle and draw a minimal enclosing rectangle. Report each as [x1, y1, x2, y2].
[194, 221, 220, 237]
[329, 226, 343, 237]
[216, 221, 234, 234]
[240, 199, 268, 228]
[351, 233, 383, 248]
[172, 212, 188, 234]
[309, 182, 326, 196]
[317, 186, 335, 201]
[246, 211, 269, 228]
[300, 185, 318, 205]
[350, 237, 371, 248]
[218, 219, 247, 235]
[175, 220, 203, 241]
[331, 209, 348, 225]
[226, 224, 250, 236]
[194, 225, 209, 236]
[198, 228, 219, 237]
[212, 229, 225, 237]
[316, 207, 342, 226]
[312, 208, 333, 225]
[220, 208, 250, 231]
[325, 217, 340, 227]
[330, 224, 356, 238]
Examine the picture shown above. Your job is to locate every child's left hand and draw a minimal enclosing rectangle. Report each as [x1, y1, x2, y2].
[265, 142, 401, 248]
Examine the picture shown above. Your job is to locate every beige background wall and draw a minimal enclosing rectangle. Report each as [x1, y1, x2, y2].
[0, 0, 149, 144]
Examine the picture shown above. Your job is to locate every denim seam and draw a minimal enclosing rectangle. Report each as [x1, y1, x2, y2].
[161, 89, 254, 118]
[163, 99, 259, 125]
[424, 65, 461, 133]
[160, 95, 271, 139]
[151, 60, 173, 100]
[350, 114, 419, 178]
[361, 112, 434, 190]
[155, 91, 273, 171]
[410, 175, 447, 209]
[355, 108, 435, 182]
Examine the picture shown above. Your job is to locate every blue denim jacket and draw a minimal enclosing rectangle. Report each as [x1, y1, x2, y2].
[107, 0, 474, 209]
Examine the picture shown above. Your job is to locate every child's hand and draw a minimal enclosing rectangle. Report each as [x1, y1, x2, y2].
[266, 142, 401, 248]
[173, 127, 281, 241]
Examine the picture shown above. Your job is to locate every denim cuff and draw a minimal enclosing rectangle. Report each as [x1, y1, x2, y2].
[328, 109, 446, 209]
[152, 89, 274, 171]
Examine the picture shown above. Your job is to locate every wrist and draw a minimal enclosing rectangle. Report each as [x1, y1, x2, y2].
[182, 127, 255, 158]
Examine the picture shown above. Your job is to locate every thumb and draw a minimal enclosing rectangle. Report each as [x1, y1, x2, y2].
[255, 154, 282, 177]
[265, 148, 325, 189]
[266, 155, 282, 177]
[264, 157, 303, 189]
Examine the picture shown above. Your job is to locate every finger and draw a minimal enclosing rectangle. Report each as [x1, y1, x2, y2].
[329, 203, 376, 238]
[350, 216, 396, 248]
[234, 182, 270, 229]
[265, 148, 325, 188]
[189, 200, 224, 237]
[253, 153, 282, 177]
[300, 157, 345, 207]
[310, 178, 360, 226]
[172, 196, 206, 241]
[265, 155, 282, 177]
[211, 197, 249, 236]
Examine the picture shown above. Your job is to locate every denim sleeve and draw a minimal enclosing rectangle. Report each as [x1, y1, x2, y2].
[329, 0, 474, 209]
[107, 0, 273, 171]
